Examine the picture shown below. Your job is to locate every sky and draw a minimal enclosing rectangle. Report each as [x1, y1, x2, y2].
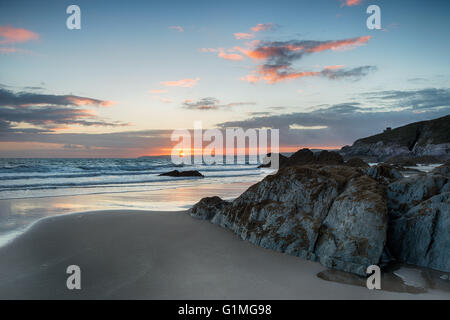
[0, 0, 449, 157]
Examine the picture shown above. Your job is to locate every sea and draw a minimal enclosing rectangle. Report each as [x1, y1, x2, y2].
[0, 157, 271, 200]
[0, 157, 273, 246]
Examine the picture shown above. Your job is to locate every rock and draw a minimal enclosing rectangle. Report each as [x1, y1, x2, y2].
[346, 157, 370, 168]
[340, 115, 450, 161]
[188, 196, 229, 220]
[315, 176, 388, 275]
[387, 175, 448, 218]
[280, 148, 315, 168]
[432, 163, 450, 178]
[198, 165, 387, 275]
[315, 150, 344, 165]
[258, 153, 289, 168]
[367, 164, 403, 184]
[387, 192, 450, 272]
[385, 155, 441, 166]
[159, 170, 203, 177]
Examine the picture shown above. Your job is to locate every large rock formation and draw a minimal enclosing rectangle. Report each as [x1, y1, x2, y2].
[340, 115, 450, 161]
[188, 150, 450, 276]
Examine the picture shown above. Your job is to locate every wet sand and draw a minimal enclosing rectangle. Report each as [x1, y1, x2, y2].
[0, 210, 448, 300]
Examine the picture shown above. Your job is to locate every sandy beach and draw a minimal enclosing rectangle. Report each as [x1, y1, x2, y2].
[0, 209, 448, 300]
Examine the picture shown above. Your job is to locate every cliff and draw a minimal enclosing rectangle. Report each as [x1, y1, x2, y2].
[340, 115, 450, 161]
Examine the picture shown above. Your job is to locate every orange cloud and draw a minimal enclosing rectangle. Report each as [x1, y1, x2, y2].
[324, 65, 345, 70]
[160, 78, 199, 88]
[242, 66, 320, 84]
[218, 48, 243, 61]
[306, 36, 370, 52]
[66, 97, 116, 107]
[234, 23, 275, 40]
[0, 25, 39, 44]
[341, 0, 362, 7]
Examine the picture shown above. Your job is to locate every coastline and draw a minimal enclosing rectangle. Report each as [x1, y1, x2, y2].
[0, 209, 448, 299]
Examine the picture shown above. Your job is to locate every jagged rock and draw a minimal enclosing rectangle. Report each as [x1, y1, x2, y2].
[367, 164, 403, 184]
[346, 157, 370, 168]
[188, 196, 229, 220]
[280, 148, 315, 168]
[199, 165, 387, 275]
[258, 153, 289, 168]
[315, 176, 387, 275]
[387, 192, 450, 272]
[159, 170, 203, 177]
[432, 163, 450, 178]
[387, 175, 448, 218]
[315, 150, 344, 165]
[385, 155, 441, 167]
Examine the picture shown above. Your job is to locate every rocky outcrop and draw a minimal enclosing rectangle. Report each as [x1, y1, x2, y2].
[387, 192, 449, 272]
[315, 176, 387, 275]
[387, 174, 448, 218]
[340, 115, 450, 161]
[188, 196, 229, 220]
[315, 150, 344, 165]
[432, 162, 450, 178]
[367, 164, 403, 184]
[187, 146, 449, 275]
[192, 165, 388, 275]
[258, 153, 289, 168]
[345, 157, 370, 168]
[159, 170, 204, 177]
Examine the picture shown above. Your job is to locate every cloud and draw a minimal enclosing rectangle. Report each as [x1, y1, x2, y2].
[0, 88, 115, 107]
[149, 89, 168, 94]
[160, 78, 199, 88]
[363, 88, 450, 111]
[216, 88, 450, 147]
[242, 65, 376, 84]
[251, 23, 275, 32]
[233, 33, 254, 40]
[340, 0, 362, 7]
[235, 36, 372, 83]
[182, 97, 255, 110]
[202, 48, 244, 61]
[234, 23, 275, 40]
[0, 25, 39, 44]
[168, 26, 184, 32]
[0, 88, 125, 133]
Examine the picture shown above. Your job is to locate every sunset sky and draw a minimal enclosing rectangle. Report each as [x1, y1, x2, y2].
[1, 0, 450, 157]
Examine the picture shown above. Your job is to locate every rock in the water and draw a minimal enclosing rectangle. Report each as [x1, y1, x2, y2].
[315, 175, 387, 275]
[387, 192, 450, 272]
[188, 196, 229, 220]
[159, 170, 203, 177]
[346, 157, 370, 168]
[367, 164, 403, 184]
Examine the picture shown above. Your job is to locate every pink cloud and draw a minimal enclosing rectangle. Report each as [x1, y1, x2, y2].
[250, 23, 274, 32]
[233, 32, 254, 40]
[234, 23, 275, 40]
[66, 97, 116, 107]
[168, 26, 184, 32]
[160, 78, 199, 88]
[0, 25, 39, 44]
[149, 89, 168, 94]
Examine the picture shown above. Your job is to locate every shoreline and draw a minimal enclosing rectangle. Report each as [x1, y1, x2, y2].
[0, 209, 448, 299]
